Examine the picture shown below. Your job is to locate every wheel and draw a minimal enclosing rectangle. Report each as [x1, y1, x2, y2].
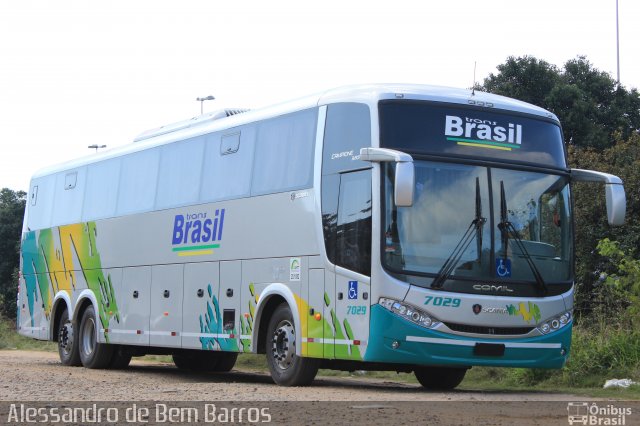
[414, 366, 467, 390]
[172, 353, 194, 370]
[78, 305, 114, 369]
[172, 351, 237, 372]
[109, 346, 132, 369]
[57, 308, 81, 366]
[210, 352, 237, 372]
[266, 304, 319, 386]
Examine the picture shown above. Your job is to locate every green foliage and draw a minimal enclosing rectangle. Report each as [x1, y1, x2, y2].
[0, 188, 26, 319]
[481, 55, 640, 149]
[0, 315, 56, 351]
[596, 238, 640, 324]
[569, 134, 640, 319]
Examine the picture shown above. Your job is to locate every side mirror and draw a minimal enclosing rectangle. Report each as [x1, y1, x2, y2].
[360, 148, 414, 207]
[571, 168, 626, 226]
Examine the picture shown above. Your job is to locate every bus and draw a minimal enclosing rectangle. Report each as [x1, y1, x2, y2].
[17, 84, 626, 388]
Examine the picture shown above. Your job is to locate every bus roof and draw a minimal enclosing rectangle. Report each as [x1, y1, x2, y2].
[30, 84, 558, 180]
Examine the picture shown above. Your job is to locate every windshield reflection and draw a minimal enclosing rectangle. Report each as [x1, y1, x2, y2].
[383, 161, 572, 284]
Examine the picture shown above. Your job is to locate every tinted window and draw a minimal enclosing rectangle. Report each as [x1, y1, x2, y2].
[201, 127, 255, 202]
[51, 168, 85, 226]
[321, 174, 339, 264]
[335, 170, 372, 275]
[322, 103, 371, 175]
[251, 108, 317, 195]
[83, 158, 120, 221]
[156, 137, 204, 209]
[116, 148, 159, 215]
[379, 101, 566, 169]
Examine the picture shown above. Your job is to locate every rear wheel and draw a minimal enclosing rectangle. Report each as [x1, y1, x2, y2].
[211, 352, 238, 372]
[414, 366, 467, 390]
[78, 305, 114, 369]
[57, 309, 81, 366]
[266, 304, 319, 386]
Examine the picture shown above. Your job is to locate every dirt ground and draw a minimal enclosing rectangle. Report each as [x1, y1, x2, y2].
[0, 350, 637, 425]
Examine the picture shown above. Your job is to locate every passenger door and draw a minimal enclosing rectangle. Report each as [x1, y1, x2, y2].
[331, 170, 372, 361]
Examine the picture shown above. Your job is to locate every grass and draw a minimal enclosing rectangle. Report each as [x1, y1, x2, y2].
[3, 316, 639, 399]
[0, 316, 56, 351]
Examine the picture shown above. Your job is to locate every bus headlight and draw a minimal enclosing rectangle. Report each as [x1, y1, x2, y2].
[537, 310, 572, 334]
[379, 298, 440, 329]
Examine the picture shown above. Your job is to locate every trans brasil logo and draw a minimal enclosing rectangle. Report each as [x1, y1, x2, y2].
[171, 209, 225, 256]
[445, 115, 523, 151]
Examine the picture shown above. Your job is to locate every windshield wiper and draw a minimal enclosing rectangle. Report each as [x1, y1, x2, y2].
[497, 181, 548, 296]
[432, 177, 486, 289]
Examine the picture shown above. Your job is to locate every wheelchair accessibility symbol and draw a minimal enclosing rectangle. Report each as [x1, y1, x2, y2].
[348, 281, 358, 300]
[496, 258, 511, 278]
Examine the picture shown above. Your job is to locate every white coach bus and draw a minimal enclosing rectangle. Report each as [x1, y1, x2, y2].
[17, 84, 626, 388]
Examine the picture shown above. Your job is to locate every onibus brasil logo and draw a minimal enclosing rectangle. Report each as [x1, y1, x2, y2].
[171, 209, 225, 257]
[445, 115, 523, 151]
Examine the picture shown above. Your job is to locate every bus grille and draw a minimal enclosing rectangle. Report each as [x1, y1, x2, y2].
[444, 322, 534, 336]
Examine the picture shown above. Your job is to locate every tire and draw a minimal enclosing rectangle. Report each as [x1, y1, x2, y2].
[266, 304, 319, 386]
[173, 351, 237, 372]
[172, 353, 194, 370]
[109, 346, 132, 369]
[78, 305, 114, 369]
[57, 308, 81, 366]
[414, 366, 468, 390]
[210, 352, 238, 372]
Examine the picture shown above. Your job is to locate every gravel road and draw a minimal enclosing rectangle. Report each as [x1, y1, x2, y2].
[0, 350, 635, 425]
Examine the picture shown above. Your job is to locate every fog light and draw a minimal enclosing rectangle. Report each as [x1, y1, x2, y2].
[560, 348, 566, 356]
[391, 340, 400, 349]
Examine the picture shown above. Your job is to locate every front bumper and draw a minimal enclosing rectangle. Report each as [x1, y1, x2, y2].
[365, 304, 571, 369]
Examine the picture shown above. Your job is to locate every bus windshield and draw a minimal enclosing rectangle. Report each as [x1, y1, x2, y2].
[382, 161, 573, 286]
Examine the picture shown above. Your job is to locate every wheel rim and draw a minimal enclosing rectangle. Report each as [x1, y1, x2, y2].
[80, 316, 96, 357]
[59, 321, 74, 356]
[271, 319, 295, 370]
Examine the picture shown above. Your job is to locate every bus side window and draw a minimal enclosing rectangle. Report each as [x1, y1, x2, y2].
[322, 103, 371, 175]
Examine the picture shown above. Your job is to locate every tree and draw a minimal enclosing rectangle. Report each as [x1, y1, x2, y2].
[480, 56, 560, 108]
[568, 133, 640, 319]
[0, 188, 26, 319]
[480, 55, 640, 321]
[480, 55, 640, 150]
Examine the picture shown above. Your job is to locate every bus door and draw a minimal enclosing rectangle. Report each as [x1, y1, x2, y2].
[331, 170, 372, 361]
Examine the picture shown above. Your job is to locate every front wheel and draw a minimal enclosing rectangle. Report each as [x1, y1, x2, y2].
[57, 309, 81, 366]
[266, 304, 319, 386]
[414, 366, 468, 390]
[78, 305, 114, 369]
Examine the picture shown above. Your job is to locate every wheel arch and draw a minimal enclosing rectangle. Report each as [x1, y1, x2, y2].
[253, 283, 302, 356]
[49, 291, 72, 341]
[73, 290, 98, 330]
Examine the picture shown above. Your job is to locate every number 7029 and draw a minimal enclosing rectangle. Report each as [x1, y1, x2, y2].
[424, 296, 461, 308]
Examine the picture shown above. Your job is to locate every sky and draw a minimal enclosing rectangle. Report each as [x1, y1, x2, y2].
[1, 0, 638, 192]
